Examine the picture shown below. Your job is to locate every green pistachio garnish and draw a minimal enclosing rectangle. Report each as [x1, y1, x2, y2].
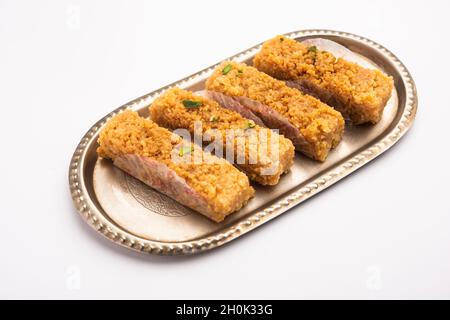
[182, 100, 202, 109]
[222, 64, 233, 75]
[307, 46, 318, 63]
[307, 45, 317, 53]
[179, 146, 194, 157]
[210, 115, 220, 122]
[244, 120, 256, 129]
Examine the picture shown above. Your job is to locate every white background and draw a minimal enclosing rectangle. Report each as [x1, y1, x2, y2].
[1, 0, 449, 299]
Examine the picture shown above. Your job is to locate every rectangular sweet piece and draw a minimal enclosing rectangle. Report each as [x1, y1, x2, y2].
[205, 61, 345, 161]
[150, 88, 295, 186]
[97, 110, 254, 222]
[253, 35, 394, 124]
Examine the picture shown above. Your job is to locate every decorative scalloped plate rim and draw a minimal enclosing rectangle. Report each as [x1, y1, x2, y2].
[69, 30, 418, 255]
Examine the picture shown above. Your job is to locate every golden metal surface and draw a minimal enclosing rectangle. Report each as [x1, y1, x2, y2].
[69, 30, 418, 255]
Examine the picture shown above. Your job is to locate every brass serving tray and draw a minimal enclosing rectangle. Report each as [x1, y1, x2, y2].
[69, 30, 417, 255]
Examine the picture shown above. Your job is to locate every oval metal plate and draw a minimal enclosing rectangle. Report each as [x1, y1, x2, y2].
[69, 30, 418, 255]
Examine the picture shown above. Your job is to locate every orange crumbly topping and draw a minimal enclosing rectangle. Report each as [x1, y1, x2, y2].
[205, 61, 345, 161]
[253, 35, 394, 124]
[97, 110, 254, 215]
[150, 88, 295, 185]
